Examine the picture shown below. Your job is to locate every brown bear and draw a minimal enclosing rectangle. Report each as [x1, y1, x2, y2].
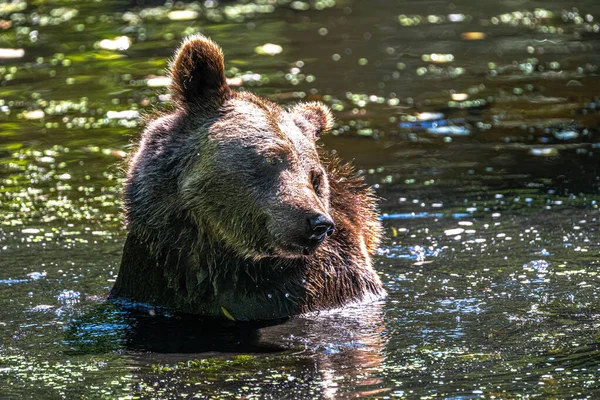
[110, 35, 384, 321]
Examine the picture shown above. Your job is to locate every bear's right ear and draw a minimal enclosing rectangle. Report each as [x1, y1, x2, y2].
[290, 102, 334, 141]
[169, 35, 231, 109]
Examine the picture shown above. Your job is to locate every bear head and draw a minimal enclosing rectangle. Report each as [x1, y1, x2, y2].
[160, 35, 337, 260]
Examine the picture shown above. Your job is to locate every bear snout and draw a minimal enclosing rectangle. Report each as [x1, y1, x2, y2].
[307, 213, 335, 244]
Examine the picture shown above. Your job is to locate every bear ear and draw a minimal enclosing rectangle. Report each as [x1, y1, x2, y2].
[290, 102, 334, 141]
[169, 35, 230, 108]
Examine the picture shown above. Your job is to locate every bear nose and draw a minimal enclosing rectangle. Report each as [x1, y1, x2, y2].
[308, 214, 335, 242]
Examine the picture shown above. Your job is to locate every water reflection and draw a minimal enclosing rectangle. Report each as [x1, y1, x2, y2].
[63, 301, 389, 398]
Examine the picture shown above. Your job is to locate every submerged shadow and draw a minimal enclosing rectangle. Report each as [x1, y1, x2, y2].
[64, 302, 288, 355]
[124, 310, 288, 354]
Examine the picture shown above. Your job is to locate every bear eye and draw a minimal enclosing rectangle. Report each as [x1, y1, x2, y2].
[311, 170, 323, 194]
[264, 157, 279, 166]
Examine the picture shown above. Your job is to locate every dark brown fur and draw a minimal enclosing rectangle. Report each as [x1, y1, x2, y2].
[110, 35, 385, 320]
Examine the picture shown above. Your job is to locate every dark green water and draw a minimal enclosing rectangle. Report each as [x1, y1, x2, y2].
[1, 0, 599, 398]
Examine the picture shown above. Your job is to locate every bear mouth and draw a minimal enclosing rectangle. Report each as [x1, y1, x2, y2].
[245, 225, 332, 259]
[270, 238, 325, 258]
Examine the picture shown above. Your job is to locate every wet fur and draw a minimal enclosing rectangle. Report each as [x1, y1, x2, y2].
[111, 35, 384, 320]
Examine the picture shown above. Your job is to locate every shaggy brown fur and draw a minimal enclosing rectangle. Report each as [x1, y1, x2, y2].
[110, 35, 385, 320]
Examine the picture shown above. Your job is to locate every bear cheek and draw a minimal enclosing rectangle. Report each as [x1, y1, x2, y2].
[265, 211, 297, 242]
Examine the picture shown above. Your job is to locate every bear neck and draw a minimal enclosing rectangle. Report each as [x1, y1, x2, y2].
[116, 211, 382, 321]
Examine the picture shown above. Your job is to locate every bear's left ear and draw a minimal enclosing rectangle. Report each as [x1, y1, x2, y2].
[290, 102, 334, 141]
[169, 34, 231, 109]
